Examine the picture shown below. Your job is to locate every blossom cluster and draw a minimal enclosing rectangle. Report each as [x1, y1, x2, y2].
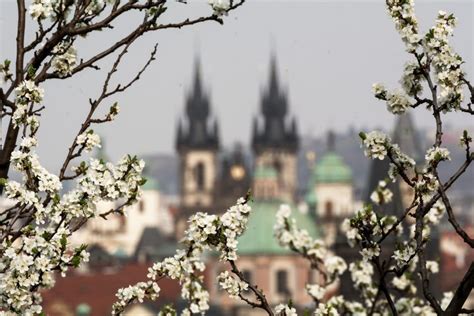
[275, 304, 298, 316]
[274, 205, 347, 296]
[217, 271, 249, 299]
[370, 180, 394, 205]
[386, 0, 420, 52]
[13, 80, 44, 127]
[52, 42, 77, 77]
[1, 152, 146, 314]
[112, 198, 252, 315]
[76, 130, 102, 152]
[306, 283, 326, 301]
[372, 84, 413, 115]
[400, 62, 423, 96]
[0, 226, 90, 314]
[425, 146, 450, 165]
[424, 11, 464, 111]
[360, 131, 416, 184]
[208, 0, 231, 16]
[29, 0, 105, 21]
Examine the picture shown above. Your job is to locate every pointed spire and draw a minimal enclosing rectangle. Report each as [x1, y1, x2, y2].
[269, 53, 279, 93]
[176, 57, 219, 151]
[193, 56, 203, 97]
[327, 130, 336, 152]
[176, 119, 184, 148]
[252, 117, 259, 144]
[213, 119, 220, 147]
[252, 53, 298, 152]
[392, 112, 423, 162]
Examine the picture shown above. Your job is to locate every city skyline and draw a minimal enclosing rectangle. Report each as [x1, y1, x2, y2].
[1, 1, 473, 173]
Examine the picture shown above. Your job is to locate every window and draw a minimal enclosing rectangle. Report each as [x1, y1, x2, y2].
[276, 269, 290, 295]
[325, 200, 333, 217]
[195, 162, 205, 191]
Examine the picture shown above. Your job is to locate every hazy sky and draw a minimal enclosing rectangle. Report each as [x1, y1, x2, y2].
[0, 0, 473, 172]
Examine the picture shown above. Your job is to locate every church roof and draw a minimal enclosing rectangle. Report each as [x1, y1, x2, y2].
[237, 201, 318, 255]
[313, 152, 352, 184]
[134, 227, 177, 261]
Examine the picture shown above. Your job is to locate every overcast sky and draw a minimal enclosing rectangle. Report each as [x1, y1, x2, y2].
[0, 0, 473, 172]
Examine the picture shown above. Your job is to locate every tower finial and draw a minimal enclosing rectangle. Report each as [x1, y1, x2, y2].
[327, 130, 336, 152]
[193, 56, 202, 95]
[269, 53, 279, 92]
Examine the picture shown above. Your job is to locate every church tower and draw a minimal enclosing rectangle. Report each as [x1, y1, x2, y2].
[176, 59, 219, 213]
[252, 56, 299, 202]
[307, 131, 353, 245]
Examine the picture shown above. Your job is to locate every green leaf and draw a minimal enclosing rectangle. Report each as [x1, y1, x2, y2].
[27, 65, 37, 79]
[71, 255, 81, 268]
[60, 235, 67, 249]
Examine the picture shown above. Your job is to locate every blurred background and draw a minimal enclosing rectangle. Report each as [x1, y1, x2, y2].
[1, 0, 474, 315]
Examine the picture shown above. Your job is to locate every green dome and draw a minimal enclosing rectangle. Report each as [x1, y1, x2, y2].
[76, 303, 91, 316]
[313, 152, 352, 184]
[143, 177, 160, 191]
[237, 201, 318, 255]
[254, 166, 278, 179]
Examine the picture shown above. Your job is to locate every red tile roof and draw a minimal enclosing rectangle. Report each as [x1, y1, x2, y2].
[42, 263, 180, 316]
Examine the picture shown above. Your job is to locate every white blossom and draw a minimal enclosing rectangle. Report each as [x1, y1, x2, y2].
[208, 0, 230, 16]
[76, 130, 102, 152]
[306, 283, 326, 301]
[275, 304, 298, 316]
[217, 271, 248, 299]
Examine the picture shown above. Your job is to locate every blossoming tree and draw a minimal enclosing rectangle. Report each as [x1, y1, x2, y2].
[1, 0, 473, 315]
[0, 0, 244, 314]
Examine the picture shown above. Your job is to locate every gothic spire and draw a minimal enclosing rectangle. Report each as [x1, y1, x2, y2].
[252, 54, 298, 153]
[392, 112, 423, 163]
[176, 57, 219, 151]
[327, 130, 336, 152]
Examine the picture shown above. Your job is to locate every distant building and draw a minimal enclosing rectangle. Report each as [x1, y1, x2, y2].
[207, 165, 319, 315]
[71, 160, 174, 257]
[306, 131, 354, 245]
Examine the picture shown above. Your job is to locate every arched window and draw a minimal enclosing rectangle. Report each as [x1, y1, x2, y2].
[195, 162, 205, 191]
[273, 160, 282, 179]
[276, 269, 290, 295]
[325, 200, 333, 217]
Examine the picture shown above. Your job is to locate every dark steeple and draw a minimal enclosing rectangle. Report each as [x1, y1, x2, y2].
[327, 130, 336, 152]
[252, 55, 299, 153]
[365, 112, 423, 214]
[392, 113, 423, 162]
[176, 58, 219, 151]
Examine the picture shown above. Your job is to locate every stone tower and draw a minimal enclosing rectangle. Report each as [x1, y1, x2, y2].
[176, 59, 219, 215]
[252, 55, 299, 203]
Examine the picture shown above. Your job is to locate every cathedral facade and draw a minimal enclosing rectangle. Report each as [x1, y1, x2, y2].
[175, 56, 299, 235]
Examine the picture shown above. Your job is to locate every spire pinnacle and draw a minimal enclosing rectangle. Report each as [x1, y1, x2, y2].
[327, 130, 336, 152]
